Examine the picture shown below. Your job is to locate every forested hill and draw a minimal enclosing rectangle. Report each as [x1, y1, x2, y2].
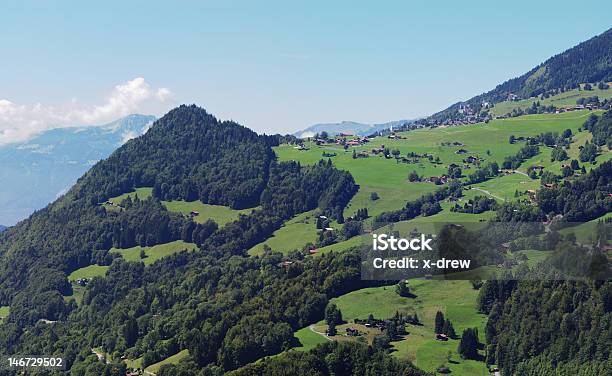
[431, 28, 612, 122]
[73, 104, 274, 209]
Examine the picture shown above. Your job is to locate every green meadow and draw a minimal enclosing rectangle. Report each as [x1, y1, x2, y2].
[105, 346, 189, 373]
[106, 187, 256, 227]
[300, 280, 489, 376]
[248, 210, 318, 256]
[162, 200, 257, 226]
[490, 84, 612, 116]
[124, 357, 144, 370]
[110, 240, 197, 266]
[469, 173, 538, 202]
[293, 326, 329, 351]
[108, 187, 153, 204]
[0, 306, 9, 323]
[68, 264, 110, 281]
[144, 349, 190, 374]
[559, 212, 612, 244]
[517, 128, 611, 176]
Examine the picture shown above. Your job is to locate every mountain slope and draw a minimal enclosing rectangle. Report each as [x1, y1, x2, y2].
[431, 27, 612, 121]
[0, 114, 155, 225]
[294, 119, 413, 138]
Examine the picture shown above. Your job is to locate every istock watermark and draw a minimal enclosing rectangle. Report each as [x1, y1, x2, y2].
[360, 221, 611, 281]
[369, 232, 471, 272]
[372, 233, 433, 251]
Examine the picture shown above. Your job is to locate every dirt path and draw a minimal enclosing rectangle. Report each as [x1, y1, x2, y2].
[309, 324, 332, 341]
[472, 187, 506, 202]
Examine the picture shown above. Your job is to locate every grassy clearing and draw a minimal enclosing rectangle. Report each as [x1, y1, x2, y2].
[0, 306, 9, 323]
[513, 249, 552, 267]
[469, 173, 539, 202]
[343, 184, 436, 221]
[68, 265, 109, 281]
[559, 213, 611, 244]
[106, 187, 257, 227]
[248, 210, 318, 256]
[110, 240, 197, 266]
[125, 357, 144, 370]
[304, 280, 488, 376]
[294, 326, 329, 351]
[63, 285, 86, 305]
[108, 187, 153, 204]
[490, 84, 612, 116]
[144, 349, 189, 374]
[162, 200, 258, 226]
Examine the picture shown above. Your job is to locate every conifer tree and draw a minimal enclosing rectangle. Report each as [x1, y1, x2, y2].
[434, 311, 445, 333]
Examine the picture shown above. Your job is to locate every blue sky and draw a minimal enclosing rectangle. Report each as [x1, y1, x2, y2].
[0, 0, 610, 138]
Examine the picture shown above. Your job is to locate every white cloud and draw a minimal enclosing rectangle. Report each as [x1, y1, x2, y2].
[156, 87, 173, 102]
[121, 129, 139, 144]
[0, 77, 172, 145]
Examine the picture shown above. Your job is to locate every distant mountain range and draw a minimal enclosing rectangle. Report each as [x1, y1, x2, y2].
[0, 225, 6, 232]
[294, 119, 414, 138]
[431, 27, 612, 121]
[0, 114, 155, 225]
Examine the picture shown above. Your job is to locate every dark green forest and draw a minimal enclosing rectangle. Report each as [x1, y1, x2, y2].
[479, 276, 611, 375]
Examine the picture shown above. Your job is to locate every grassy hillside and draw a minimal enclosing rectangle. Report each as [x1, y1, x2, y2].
[68, 264, 110, 281]
[110, 240, 197, 266]
[298, 281, 489, 376]
[107, 187, 153, 204]
[559, 212, 612, 244]
[0, 306, 9, 323]
[277, 111, 598, 187]
[162, 200, 257, 226]
[103, 112, 609, 266]
[490, 84, 612, 116]
[106, 187, 257, 227]
[144, 349, 190, 374]
[248, 210, 318, 256]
